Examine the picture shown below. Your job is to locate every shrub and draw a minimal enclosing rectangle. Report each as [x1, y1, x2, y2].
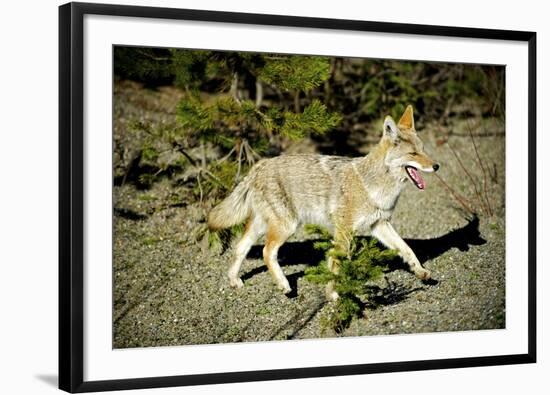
[303, 225, 397, 332]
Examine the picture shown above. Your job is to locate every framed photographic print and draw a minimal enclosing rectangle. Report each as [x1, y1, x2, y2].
[59, 2, 537, 393]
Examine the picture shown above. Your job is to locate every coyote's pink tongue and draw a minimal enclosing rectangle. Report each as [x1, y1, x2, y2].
[406, 166, 426, 190]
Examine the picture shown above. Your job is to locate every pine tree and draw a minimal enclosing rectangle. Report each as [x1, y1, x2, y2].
[304, 225, 397, 332]
[121, 48, 341, 200]
[116, 48, 342, 248]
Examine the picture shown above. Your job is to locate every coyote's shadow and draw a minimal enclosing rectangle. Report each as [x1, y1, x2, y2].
[243, 215, 486, 295]
[403, 215, 486, 263]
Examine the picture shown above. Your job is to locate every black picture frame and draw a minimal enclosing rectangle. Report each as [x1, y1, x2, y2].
[59, 2, 537, 393]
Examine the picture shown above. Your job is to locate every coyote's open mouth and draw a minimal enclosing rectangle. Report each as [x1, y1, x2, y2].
[405, 166, 425, 190]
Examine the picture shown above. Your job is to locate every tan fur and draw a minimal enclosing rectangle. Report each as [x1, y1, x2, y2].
[398, 105, 415, 129]
[208, 105, 439, 296]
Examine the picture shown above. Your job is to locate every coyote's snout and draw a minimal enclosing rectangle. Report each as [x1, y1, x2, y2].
[208, 105, 439, 296]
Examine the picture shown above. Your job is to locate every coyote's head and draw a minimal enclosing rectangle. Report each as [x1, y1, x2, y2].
[382, 105, 439, 190]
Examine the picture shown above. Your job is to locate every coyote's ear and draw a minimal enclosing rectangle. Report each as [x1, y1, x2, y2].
[398, 105, 415, 130]
[384, 116, 399, 142]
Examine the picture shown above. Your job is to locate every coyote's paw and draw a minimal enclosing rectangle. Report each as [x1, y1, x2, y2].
[414, 267, 431, 281]
[327, 290, 340, 301]
[229, 276, 244, 289]
[325, 282, 339, 301]
[278, 280, 292, 295]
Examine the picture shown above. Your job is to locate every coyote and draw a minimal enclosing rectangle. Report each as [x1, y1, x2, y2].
[208, 105, 439, 296]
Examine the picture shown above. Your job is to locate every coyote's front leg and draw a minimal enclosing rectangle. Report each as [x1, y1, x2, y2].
[372, 220, 431, 280]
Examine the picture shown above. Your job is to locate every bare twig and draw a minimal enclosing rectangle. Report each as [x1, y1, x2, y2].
[235, 140, 244, 182]
[255, 79, 263, 107]
[243, 144, 254, 165]
[175, 146, 198, 167]
[468, 122, 493, 216]
[202, 169, 226, 188]
[293, 90, 300, 113]
[135, 48, 171, 62]
[197, 172, 204, 203]
[243, 140, 262, 164]
[435, 173, 476, 215]
[230, 72, 240, 102]
[447, 143, 488, 214]
[176, 144, 227, 197]
[443, 131, 505, 138]
[200, 141, 207, 169]
[490, 162, 498, 184]
[216, 146, 236, 164]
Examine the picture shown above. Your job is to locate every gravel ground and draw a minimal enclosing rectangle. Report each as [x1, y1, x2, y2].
[113, 82, 505, 348]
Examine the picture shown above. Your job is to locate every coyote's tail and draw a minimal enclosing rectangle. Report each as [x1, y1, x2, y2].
[207, 176, 253, 231]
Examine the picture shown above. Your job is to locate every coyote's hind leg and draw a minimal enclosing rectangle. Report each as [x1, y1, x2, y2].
[228, 216, 266, 288]
[263, 221, 297, 294]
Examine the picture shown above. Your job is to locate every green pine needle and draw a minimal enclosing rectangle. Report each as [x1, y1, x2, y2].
[304, 225, 398, 332]
[259, 56, 331, 92]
